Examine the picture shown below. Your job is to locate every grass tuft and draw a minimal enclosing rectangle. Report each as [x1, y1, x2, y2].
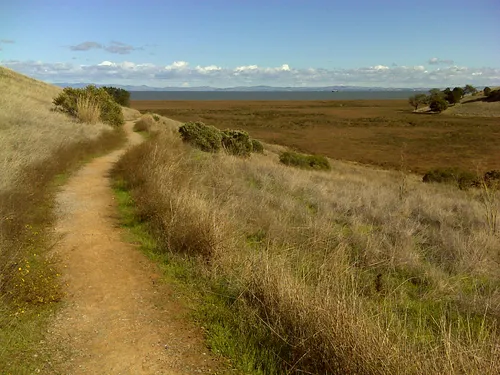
[279, 151, 331, 170]
[76, 95, 101, 124]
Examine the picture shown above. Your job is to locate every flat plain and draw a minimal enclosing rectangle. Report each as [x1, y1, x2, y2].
[131, 99, 500, 173]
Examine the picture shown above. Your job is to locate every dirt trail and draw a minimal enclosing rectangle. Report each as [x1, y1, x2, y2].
[45, 122, 221, 374]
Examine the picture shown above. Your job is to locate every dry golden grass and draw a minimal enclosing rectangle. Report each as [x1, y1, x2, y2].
[133, 114, 155, 132]
[0, 67, 111, 191]
[0, 67, 124, 372]
[122, 106, 142, 121]
[115, 121, 500, 374]
[76, 95, 101, 124]
[444, 100, 500, 117]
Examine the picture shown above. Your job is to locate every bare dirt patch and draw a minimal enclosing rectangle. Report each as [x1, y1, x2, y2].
[44, 122, 222, 374]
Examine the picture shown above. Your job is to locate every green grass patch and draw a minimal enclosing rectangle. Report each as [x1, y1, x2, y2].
[0, 304, 56, 374]
[279, 151, 331, 171]
[112, 178, 284, 375]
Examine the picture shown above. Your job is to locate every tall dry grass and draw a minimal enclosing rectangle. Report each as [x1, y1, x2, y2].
[76, 95, 101, 124]
[0, 66, 124, 371]
[115, 120, 500, 374]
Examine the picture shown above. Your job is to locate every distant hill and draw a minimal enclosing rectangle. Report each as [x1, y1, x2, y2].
[53, 82, 432, 92]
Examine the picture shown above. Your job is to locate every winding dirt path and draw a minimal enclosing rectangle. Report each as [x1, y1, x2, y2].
[45, 122, 221, 374]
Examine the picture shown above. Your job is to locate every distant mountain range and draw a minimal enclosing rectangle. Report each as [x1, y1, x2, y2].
[54, 83, 430, 92]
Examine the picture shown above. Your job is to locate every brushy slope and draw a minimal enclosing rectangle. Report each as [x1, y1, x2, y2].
[0, 67, 112, 191]
[0, 66, 124, 372]
[114, 120, 500, 375]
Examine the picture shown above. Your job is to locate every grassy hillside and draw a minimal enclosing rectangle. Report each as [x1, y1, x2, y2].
[114, 118, 500, 374]
[0, 67, 124, 372]
[131, 100, 500, 174]
[444, 97, 500, 117]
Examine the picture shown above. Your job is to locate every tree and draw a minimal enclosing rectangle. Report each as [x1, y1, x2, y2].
[102, 86, 131, 107]
[429, 88, 442, 96]
[447, 87, 464, 105]
[443, 88, 453, 104]
[463, 84, 477, 96]
[429, 96, 448, 112]
[484, 87, 492, 96]
[453, 86, 464, 98]
[408, 93, 428, 110]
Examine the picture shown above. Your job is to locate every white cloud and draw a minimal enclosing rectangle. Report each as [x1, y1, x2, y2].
[235, 65, 259, 73]
[1, 59, 499, 88]
[165, 61, 189, 70]
[98, 61, 114, 66]
[196, 65, 222, 74]
[428, 57, 455, 65]
[372, 65, 389, 71]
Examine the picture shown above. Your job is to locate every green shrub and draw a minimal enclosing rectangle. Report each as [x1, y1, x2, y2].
[152, 114, 160, 122]
[429, 97, 449, 112]
[221, 130, 253, 157]
[102, 86, 130, 107]
[279, 151, 331, 171]
[179, 121, 222, 152]
[422, 167, 478, 189]
[483, 87, 492, 96]
[485, 89, 500, 102]
[53, 85, 124, 127]
[251, 139, 264, 153]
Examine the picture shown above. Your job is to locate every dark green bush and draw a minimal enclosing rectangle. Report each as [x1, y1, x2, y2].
[483, 87, 492, 96]
[422, 168, 478, 189]
[484, 170, 500, 187]
[485, 89, 500, 102]
[251, 139, 264, 153]
[279, 151, 331, 171]
[102, 86, 130, 107]
[179, 121, 222, 152]
[53, 85, 124, 127]
[221, 130, 253, 157]
[429, 97, 449, 112]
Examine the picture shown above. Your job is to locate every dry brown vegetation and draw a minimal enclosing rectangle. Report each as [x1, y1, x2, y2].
[444, 100, 500, 117]
[0, 67, 125, 372]
[131, 100, 500, 174]
[133, 114, 156, 133]
[114, 118, 500, 374]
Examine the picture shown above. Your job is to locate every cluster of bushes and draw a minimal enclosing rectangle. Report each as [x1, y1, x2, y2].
[423, 167, 500, 189]
[409, 84, 478, 113]
[178, 121, 264, 157]
[279, 151, 331, 171]
[53, 85, 125, 127]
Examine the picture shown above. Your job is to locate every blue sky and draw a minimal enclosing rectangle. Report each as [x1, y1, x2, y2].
[1, 0, 499, 87]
